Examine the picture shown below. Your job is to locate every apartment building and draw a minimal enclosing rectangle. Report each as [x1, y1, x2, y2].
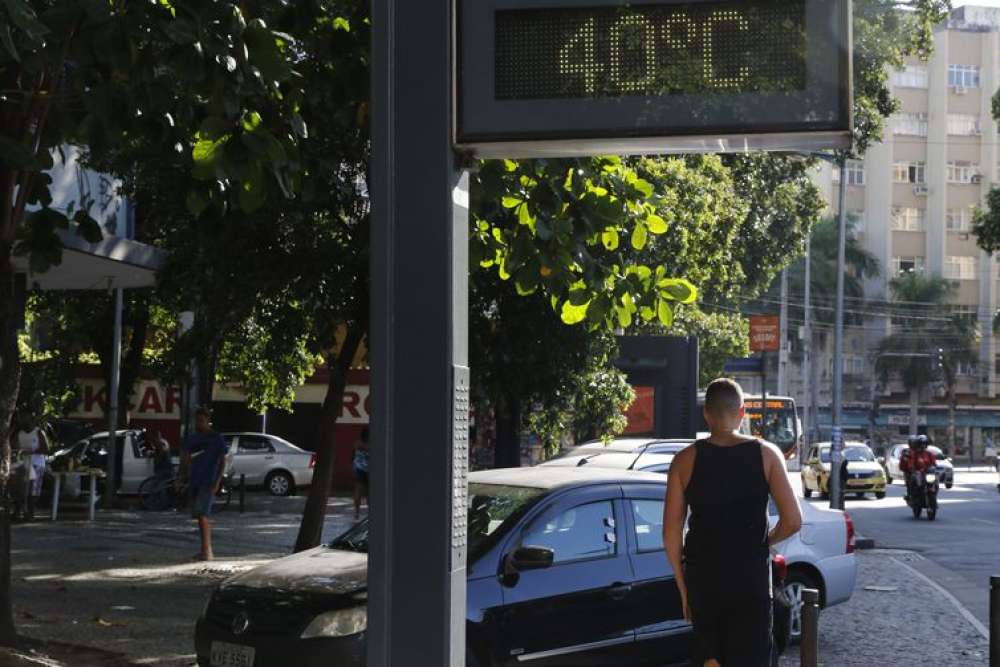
[803, 6, 1000, 456]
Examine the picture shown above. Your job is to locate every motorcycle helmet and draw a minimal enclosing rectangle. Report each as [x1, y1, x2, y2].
[909, 435, 929, 451]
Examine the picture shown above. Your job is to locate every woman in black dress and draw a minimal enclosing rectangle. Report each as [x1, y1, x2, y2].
[664, 379, 802, 667]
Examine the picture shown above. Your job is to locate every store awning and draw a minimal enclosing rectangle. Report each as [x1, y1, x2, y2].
[13, 229, 166, 291]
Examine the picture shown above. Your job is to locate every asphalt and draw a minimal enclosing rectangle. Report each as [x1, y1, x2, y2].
[798, 469, 1000, 626]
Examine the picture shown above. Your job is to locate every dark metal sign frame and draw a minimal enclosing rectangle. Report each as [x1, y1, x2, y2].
[456, 0, 852, 158]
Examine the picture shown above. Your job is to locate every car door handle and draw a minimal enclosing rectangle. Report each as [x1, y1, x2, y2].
[607, 583, 632, 600]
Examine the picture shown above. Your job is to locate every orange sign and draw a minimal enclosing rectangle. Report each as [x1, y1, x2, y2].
[749, 315, 780, 352]
[624, 386, 655, 435]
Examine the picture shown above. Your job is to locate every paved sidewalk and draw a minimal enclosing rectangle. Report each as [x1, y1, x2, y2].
[780, 550, 988, 666]
[8, 493, 358, 666]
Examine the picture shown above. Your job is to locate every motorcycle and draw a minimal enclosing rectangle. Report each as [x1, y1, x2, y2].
[906, 467, 939, 521]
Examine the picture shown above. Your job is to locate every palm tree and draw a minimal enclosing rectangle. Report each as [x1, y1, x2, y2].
[875, 273, 979, 446]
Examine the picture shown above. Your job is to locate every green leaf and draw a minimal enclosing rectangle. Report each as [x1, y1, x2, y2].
[238, 164, 267, 212]
[503, 159, 518, 173]
[601, 228, 619, 250]
[517, 202, 534, 227]
[244, 24, 293, 83]
[615, 304, 632, 329]
[657, 278, 698, 304]
[2, 0, 49, 40]
[568, 288, 590, 306]
[73, 212, 103, 243]
[561, 300, 590, 325]
[657, 299, 674, 327]
[633, 178, 654, 198]
[646, 214, 667, 234]
[631, 222, 648, 250]
[186, 190, 209, 217]
[158, 0, 176, 17]
[501, 196, 522, 209]
[332, 17, 351, 31]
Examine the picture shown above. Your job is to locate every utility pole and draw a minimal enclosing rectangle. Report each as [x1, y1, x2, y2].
[829, 154, 848, 511]
[779, 268, 789, 396]
[104, 285, 123, 510]
[802, 236, 812, 462]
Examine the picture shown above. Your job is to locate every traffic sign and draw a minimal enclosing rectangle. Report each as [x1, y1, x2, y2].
[749, 315, 780, 352]
[456, 0, 852, 157]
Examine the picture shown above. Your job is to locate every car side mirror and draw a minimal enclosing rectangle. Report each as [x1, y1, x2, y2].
[510, 546, 554, 572]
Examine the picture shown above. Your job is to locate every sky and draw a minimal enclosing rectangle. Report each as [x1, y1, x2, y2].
[956, 1, 1000, 6]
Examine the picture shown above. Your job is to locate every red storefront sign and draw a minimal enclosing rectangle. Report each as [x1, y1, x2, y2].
[749, 315, 780, 352]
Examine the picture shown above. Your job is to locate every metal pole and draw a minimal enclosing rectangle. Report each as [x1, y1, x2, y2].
[104, 286, 123, 510]
[762, 353, 769, 441]
[800, 587, 820, 667]
[778, 269, 789, 395]
[991, 575, 999, 666]
[830, 155, 848, 511]
[370, 0, 468, 662]
[803, 235, 812, 459]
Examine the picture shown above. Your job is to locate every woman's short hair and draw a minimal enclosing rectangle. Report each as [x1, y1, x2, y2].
[704, 378, 744, 415]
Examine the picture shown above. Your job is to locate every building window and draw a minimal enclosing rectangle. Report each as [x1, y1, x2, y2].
[944, 255, 978, 280]
[891, 207, 925, 231]
[948, 64, 981, 88]
[831, 159, 866, 186]
[892, 64, 929, 89]
[946, 207, 974, 232]
[955, 360, 976, 376]
[892, 256, 925, 275]
[947, 114, 981, 136]
[894, 112, 929, 136]
[893, 162, 926, 184]
[947, 161, 980, 184]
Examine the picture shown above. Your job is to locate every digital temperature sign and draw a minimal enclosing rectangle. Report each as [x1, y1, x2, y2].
[456, 0, 851, 158]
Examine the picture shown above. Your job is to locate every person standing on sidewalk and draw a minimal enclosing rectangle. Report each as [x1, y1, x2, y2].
[663, 378, 802, 667]
[14, 415, 49, 521]
[352, 427, 370, 520]
[183, 408, 226, 561]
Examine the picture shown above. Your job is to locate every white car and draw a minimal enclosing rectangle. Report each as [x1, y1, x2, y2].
[553, 437, 691, 460]
[540, 451, 857, 643]
[885, 444, 954, 489]
[222, 433, 315, 496]
[539, 450, 677, 474]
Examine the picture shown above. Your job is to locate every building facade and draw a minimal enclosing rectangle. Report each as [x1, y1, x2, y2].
[802, 6, 1000, 457]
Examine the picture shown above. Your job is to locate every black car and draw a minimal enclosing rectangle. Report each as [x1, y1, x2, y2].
[196, 467, 787, 667]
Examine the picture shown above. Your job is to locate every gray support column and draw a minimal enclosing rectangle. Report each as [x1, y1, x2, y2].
[370, 0, 469, 663]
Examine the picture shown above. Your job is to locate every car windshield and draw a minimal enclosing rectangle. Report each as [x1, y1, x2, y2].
[819, 447, 874, 463]
[330, 483, 546, 560]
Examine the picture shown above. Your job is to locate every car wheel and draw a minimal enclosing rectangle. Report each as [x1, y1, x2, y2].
[875, 491, 886, 500]
[265, 471, 294, 497]
[802, 480, 812, 499]
[945, 481, 953, 489]
[854, 492, 865, 500]
[784, 569, 820, 645]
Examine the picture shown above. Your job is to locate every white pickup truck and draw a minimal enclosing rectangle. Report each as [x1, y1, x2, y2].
[49, 429, 179, 495]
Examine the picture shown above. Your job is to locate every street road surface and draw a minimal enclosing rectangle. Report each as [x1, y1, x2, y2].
[799, 470, 999, 625]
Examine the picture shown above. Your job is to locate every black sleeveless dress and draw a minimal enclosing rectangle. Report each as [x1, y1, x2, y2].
[683, 439, 772, 666]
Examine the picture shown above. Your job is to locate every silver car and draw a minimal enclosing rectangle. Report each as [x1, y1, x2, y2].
[885, 444, 954, 489]
[222, 433, 315, 496]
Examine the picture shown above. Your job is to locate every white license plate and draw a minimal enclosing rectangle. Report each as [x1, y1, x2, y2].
[847, 479, 868, 487]
[211, 642, 255, 667]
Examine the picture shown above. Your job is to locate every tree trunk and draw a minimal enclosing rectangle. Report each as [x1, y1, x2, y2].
[0, 247, 21, 646]
[117, 297, 150, 427]
[909, 387, 919, 436]
[294, 322, 367, 552]
[494, 395, 521, 468]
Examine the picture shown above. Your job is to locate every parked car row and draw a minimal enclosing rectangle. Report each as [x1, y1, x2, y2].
[47, 430, 315, 497]
[196, 440, 857, 667]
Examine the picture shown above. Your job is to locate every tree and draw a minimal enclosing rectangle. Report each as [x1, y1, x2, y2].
[875, 273, 978, 442]
[0, 0, 309, 645]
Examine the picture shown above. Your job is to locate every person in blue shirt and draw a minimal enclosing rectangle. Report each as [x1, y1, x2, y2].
[183, 407, 227, 561]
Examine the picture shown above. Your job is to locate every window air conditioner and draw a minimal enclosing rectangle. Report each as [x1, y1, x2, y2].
[913, 185, 929, 195]
[972, 174, 983, 184]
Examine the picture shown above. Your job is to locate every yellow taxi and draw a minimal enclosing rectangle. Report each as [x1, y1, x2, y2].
[801, 442, 887, 500]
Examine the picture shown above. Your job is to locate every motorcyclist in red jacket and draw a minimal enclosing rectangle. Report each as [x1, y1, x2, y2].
[900, 435, 937, 500]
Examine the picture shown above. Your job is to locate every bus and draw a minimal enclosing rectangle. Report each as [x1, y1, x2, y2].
[696, 394, 802, 459]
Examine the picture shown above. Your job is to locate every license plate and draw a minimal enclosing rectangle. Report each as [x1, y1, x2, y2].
[847, 479, 868, 487]
[211, 642, 255, 667]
